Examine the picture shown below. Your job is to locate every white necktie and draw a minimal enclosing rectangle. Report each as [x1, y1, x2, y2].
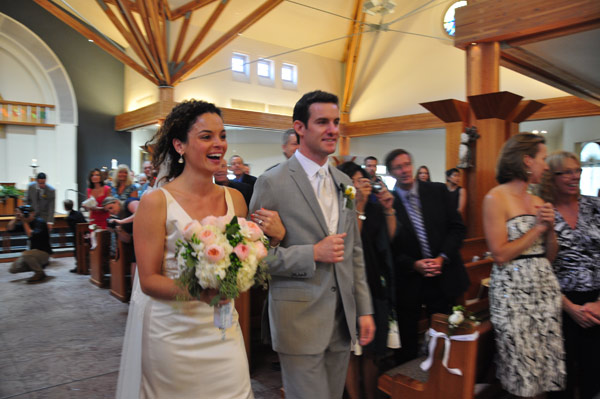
[317, 168, 336, 234]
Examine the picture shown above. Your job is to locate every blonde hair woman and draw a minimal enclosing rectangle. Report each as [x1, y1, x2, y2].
[112, 164, 138, 200]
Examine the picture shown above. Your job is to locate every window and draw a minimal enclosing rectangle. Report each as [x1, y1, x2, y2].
[257, 59, 272, 78]
[231, 53, 248, 73]
[281, 63, 297, 83]
[442, 1, 468, 37]
[580, 142, 600, 196]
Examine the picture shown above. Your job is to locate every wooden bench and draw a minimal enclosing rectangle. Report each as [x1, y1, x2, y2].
[89, 229, 110, 288]
[75, 223, 90, 274]
[378, 313, 496, 399]
[109, 239, 134, 302]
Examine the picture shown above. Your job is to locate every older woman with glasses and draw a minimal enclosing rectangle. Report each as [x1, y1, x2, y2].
[540, 151, 600, 399]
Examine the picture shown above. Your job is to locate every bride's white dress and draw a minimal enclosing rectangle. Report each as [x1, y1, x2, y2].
[116, 186, 253, 399]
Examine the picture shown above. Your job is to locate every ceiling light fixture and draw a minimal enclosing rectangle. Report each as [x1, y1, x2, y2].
[532, 130, 539, 133]
[88, 39, 94, 43]
[363, 0, 396, 16]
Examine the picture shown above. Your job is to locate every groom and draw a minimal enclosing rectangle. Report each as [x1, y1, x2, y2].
[250, 90, 375, 399]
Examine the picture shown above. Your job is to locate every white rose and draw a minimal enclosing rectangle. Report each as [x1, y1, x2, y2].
[448, 311, 464, 326]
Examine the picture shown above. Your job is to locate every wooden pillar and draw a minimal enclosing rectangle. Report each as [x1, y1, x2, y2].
[466, 42, 500, 96]
[339, 113, 350, 156]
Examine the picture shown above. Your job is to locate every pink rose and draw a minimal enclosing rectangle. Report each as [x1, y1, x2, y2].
[198, 228, 216, 245]
[182, 220, 202, 241]
[245, 221, 263, 241]
[238, 218, 248, 229]
[201, 215, 219, 227]
[216, 216, 228, 232]
[233, 243, 250, 261]
[204, 244, 226, 263]
[253, 241, 268, 260]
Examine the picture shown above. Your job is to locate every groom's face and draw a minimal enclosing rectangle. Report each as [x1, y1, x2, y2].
[296, 102, 340, 163]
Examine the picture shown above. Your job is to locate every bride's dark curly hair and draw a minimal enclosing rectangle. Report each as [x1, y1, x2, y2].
[149, 100, 223, 184]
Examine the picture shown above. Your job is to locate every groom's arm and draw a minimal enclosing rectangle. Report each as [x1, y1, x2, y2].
[250, 175, 316, 279]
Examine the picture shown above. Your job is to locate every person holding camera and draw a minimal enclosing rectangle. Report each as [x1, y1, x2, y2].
[7, 205, 53, 283]
[101, 196, 139, 244]
[338, 161, 397, 399]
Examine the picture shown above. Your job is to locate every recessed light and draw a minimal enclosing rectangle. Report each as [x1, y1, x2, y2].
[88, 39, 94, 43]
[541, 130, 547, 134]
[532, 130, 539, 133]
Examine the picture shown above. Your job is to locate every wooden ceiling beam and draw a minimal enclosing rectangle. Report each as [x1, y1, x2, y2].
[170, 0, 218, 20]
[172, 12, 192, 63]
[96, 0, 154, 73]
[144, 0, 171, 84]
[33, 0, 158, 85]
[454, 0, 600, 49]
[180, 0, 229, 65]
[115, 0, 165, 82]
[341, 0, 366, 115]
[500, 48, 600, 106]
[172, 0, 284, 85]
[341, 113, 444, 137]
[136, 0, 161, 65]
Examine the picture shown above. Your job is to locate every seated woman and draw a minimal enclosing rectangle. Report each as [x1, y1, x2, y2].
[338, 161, 397, 399]
[112, 164, 138, 201]
[540, 151, 600, 399]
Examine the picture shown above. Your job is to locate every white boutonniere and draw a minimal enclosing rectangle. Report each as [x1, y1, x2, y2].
[340, 183, 356, 210]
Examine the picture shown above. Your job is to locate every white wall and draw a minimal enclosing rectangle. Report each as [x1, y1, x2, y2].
[0, 14, 77, 215]
[124, 31, 342, 114]
[561, 116, 600, 153]
[349, 129, 446, 182]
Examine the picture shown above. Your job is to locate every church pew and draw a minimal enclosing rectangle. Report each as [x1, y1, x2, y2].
[75, 223, 90, 274]
[89, 229, 110, 288]
[109, 239, 134, 302]
[378, 313, 496, 399]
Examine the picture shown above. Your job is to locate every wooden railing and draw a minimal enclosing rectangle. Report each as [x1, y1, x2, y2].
[0, 100, 56, 127]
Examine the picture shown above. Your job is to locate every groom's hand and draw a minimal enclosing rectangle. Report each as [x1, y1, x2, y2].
[314, 233, 346, 263]
[358, 315, 375, 346]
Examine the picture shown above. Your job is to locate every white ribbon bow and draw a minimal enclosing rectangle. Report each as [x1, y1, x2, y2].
[419, 328, 479, 376]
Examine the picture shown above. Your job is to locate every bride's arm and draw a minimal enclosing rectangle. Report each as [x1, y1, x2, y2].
[134, 189, 190, 300]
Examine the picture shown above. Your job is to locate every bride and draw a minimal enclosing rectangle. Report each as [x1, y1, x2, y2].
[116, 100, 282, 398]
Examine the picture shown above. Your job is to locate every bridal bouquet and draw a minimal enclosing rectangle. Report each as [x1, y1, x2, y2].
[175, 215, 270, 329]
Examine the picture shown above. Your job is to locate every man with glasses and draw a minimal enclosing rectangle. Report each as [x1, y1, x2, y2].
[384, 149, 469, 363]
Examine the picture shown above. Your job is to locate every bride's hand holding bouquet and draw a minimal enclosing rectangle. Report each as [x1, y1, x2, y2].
[175, 214, 270, 329]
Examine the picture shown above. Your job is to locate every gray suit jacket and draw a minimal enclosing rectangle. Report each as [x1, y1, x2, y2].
[26, 182, 55, 224]
[249, 155, 373, 355]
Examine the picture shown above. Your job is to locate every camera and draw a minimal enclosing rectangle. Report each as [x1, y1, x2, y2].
[17, 205, 32, 218]
[370, 180, 383, 193]
[107, 216, 119, 228]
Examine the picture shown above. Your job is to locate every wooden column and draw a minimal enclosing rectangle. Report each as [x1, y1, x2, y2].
[466, 42, 500, 96]
[339, 113, 350, 156]
[421, 92, 546, 238]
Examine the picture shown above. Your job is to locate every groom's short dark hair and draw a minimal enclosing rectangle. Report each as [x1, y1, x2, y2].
[293, 90, 339, 128]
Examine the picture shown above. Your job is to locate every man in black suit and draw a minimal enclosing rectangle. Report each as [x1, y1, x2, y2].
[229, 155, 257, 187]
[385, 149, 469, 362]
[214, 159, 253, 206]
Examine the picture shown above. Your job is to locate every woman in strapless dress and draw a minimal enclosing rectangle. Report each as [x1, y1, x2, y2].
[483, 133, 565, 398]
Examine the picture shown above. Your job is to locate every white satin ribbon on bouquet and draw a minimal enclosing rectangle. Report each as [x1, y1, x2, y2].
[419, 328, 479, 376]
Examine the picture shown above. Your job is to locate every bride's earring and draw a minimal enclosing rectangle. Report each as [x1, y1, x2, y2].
[178, 153, 184, 164]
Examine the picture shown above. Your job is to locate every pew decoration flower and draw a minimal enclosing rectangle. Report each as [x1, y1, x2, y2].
[448, 305, 480, 336]
[340, 183, 356, 210]
[175, 215, 270, 330]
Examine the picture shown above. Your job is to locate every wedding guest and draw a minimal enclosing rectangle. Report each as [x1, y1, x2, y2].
[26, 172, 55, 229]
[230, 155, 257, 186]
[116, 100, 283, 398]
[445, 167, 466, 218]
[112, 164, 138, 201]
[540, 151, 600, 399]
[282, 128, 299, 159]
[84, 168, 111, 229]
[214, 158, 252, 206]
[338, 162, 396, 399]
[415, 165, 431, 182]
[483, 133, 565, 398]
